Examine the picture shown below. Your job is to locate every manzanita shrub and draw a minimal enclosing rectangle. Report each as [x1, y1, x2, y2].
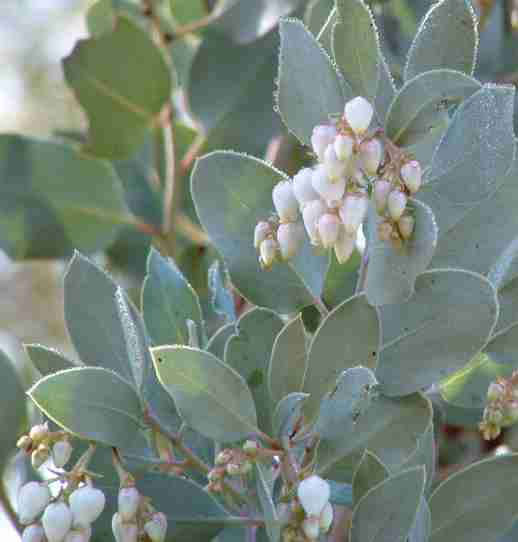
[4, 0, 518, 541]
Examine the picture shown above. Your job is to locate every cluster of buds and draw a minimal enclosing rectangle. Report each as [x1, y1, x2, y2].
[480, 372, 518, 440]
[17, 422, 73, 470]
[18, 480, 105, 542]
[112, 484, 167, 542]
[280, 475, 333, 542]
[254, 96, 423, 269]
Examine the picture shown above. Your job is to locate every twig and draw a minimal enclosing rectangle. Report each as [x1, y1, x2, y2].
[172, 14, 216, 40]
[180, 134, 207, 175]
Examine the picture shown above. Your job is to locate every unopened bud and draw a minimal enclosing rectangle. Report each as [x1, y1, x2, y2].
[215, 450, 232, 466]
[226, 463, 241, 476]
[277, 222, 304, 261]
[144, 512, 167, 542]
[22, 524, 46, 542]
[487, 408, 504, 425]
[301, 516, 320, 540]
[42, 502, 73, 542]
[398, 215, 415, 240]
[312, 166, 346, 205]
[293, 168, 318, 207]
[400, 160, 422, 194]
[259, 238, 278, 269]
[506, 402, 518, 423]
[378, 220, 394, 242]
[243, 440, 259, 456]
[69, 486, 105, 528]
[323, 145, 347, 180]
[319, 502, 334, 533]
[112, 513, 138, 542]
[339, 194, 369, 235]
[272, 181, 299, 222]
[334, 230, 356, 264]
[303, 199, 328, 244]
[344, 96, 374, 135]
[334, 134, 354, 161]
[118, 487, 140, 523]
[487, 382, 505, 402]
[240, 461, 252, 475]
[373, 180, 392, 213]
[311, 125, 338, 161]
[297, 475, 330, 517]
[32, 444, 50, 470]
[18, 482, 51, 525]
[387, 190, 407, 221]
[17, 436, 32, 452]
[254, 221, 271, 250]
[29, 423, 49, 443]
[52, 440, 73, 469]
[317, 213, 341, 249]
[359, 138, 382, 175]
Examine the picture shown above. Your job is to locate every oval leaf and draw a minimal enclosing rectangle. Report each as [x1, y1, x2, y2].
[256, 463, 280, 542]
[272, 392, 308, 442]
[352, 450, 389, 506]
[25, 344, 76, 376]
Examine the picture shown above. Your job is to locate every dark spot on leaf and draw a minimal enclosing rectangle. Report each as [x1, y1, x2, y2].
[247, 369, 263, 389]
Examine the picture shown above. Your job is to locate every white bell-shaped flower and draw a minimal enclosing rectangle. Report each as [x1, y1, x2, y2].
[373, 179, 392, 213]
[334, 230, 356, 264]
[22, 524, 46, 542]
[293, 168, 318, 207]
[272, 181, 299, 222]
[317, 213, 341, 249]
[301, 517, 320, 540]
[319, 502, 334, 533]
[334, 134, 354, 161]
[69, 486, 105, 528]
[312, 166, 346, 205]
[400, 160, 422, 194]
[387, 190, 407, 221]
[254, 221, 271, 250]
[359, 138, 383, 175]
[52, 440, 73, 469]
[118, 487, 140, 523]
[18, 482, 51, 526]
[297, 475, 330, 517]
[42, 502, 73, 542]
[64, 529, 90, 542]
[259, 238, 278, 268]
[398, 214, 415, 240]
[144, 512, 168, 542]
[311, 125, 338, 161]
[112, 513, 138, 542]
[339, 194, 369, 235]
[302, 199, 328, 244]
[277, 222, 304, 260]
[487, 382, 505, 402]
[344, 97, 374, 135]
[323, 145, 347, 181]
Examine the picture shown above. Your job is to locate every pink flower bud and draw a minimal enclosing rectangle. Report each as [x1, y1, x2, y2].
[319, 502, 334, 533]
[323, 145, 347, 180]
[29, 423, 49, 442]
[344, 97, 374, 135]
[359, 138, 382, 175]
[17, 435, 32, 452]
[487, 382, 505, 402]
[144, 512, 168, 542]
[254, 221, 271, 250]
[112, 513, 138, 542]
[52, 440, 73, 469]
[334, 134, 354, 161]
[301, 517, 320, 540]
[387, 190, 407, 221]
[69, 486, 105, 528]
[22, 524, 46, 542]
[373, 180, 392, 213]
[277, 222, 304, 260]
[259, 238, 278, 269]
[400, 160, 422, 194]
[339, 194, 369, 235]
[118, 487, 140, 523]
[334, 230, 356, 264]
[311, 125, 338, 161]
[31, 445, 50, 470]
[18, 482, 51, 525]
[293, 168, 318, 207]
[42, 502, 73, 542]
[317, 214, 341, 248]
[272, 181, 299, 222]
[302, 199, 328, 244]
[398, 214, 415, 240]
[312, 166, 346, 205]
[297, 475, 330, 516]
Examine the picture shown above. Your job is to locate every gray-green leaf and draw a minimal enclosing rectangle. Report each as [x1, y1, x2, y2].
[256, 463, 280, 542]
[208, 260, 236, 323]
[272, 392, 308, 443]
[25, 344, 76, 376]
[352, 450, 389, 506]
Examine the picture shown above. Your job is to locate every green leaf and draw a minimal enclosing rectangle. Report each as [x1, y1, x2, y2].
[277, 18, 350, 146]
[25, 345, 76, 376]
[256, 463, 280, 542]
[0, 352, 25, 470]
[0, 135, 128, 259]
[352, 450, 389, 506]
[208, 260, 236, 323]
[225, 308, 283, 433]
[316, 366, 378, 440]
[272, 392, 308, 442]
[365, 199, 438, 306]
[377, 269, 499, 396]
[350, 467, 426, 542]
[303, 295, 380, 419]
[485, 324, 518, 365]
[323, 250, 360, 308]
[151, 345, 259, 442]
[317, 393, 432, 482]
[419, 84, 515, 233]
[28, 367, 146, 449]
[333, 0, 380, 100]
[63, 16, 171, 159]
[142, 248, 203, 346]
[87, 0, 116, 37]
[409, 499, 432, 542]
[188, 30, 280, 156]
[404, 0, 478, 81]
[429, 454, 518, 542]
[268, 315, 307, 404]
[191, 151, 329, 313]
[305, 0, 335, 37]
[400, 418, 435, 494]
[385, 70, 481, 147]
[207, 323, 236, 360]
[170, 0, 207, 25]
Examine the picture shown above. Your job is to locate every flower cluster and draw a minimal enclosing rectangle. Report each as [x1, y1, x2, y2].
[254, 96, 423, 269]
[480, 372, 518, 440]
[17, 423, 73, 471]
[279, 475, 333, 542]
[113, 484, 167, 542]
